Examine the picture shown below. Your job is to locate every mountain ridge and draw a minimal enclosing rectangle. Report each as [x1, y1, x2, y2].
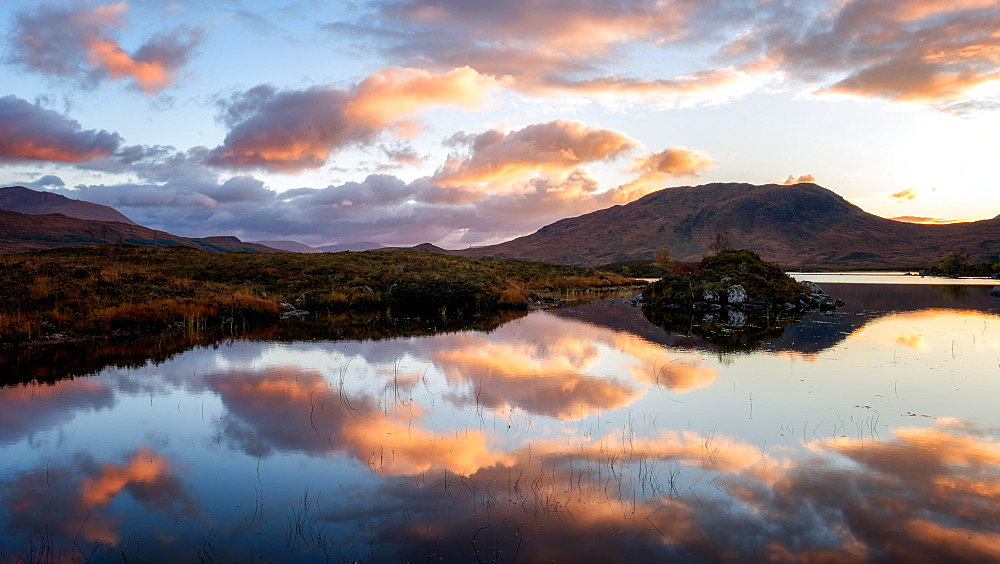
[456, 182, 1000, 267]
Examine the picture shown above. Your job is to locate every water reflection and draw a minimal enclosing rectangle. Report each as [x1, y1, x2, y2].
[1, 448, 195, 546]
[1, 284, 999, 561]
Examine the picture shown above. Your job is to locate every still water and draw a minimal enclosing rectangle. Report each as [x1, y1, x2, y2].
[2, 282, 999, 562]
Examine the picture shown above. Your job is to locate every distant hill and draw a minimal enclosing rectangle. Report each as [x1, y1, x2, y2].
[0, 209, 281, 254]
[316, 242, 385, 252]
[251, 240, 322, 253]
[0, 186, 136, 225]
[458, 183, 1000, 267]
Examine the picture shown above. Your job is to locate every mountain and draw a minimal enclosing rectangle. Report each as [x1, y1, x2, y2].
[458, 183, 1000, 267]
[251, 240, 322, 253]
[0, 186, 136, 225]
[0, 209, 281, 254]
[316, 242, 385, 252]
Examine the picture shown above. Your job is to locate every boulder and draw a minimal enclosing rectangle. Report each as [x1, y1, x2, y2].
[802, 281, 825, 295]
[697, 288, 719, 302]
[727, 284, 747, 305]
[727, 310, 747, 327]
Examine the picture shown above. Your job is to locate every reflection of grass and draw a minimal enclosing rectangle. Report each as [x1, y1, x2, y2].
[0, 245, 636, 344]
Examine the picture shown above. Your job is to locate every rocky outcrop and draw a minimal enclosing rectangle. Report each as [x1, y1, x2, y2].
[639, 249, 845, 350]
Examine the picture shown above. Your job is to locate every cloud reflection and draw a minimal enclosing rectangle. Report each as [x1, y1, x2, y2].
[0, 379, 114, 445]
[1, 448, 195, 545]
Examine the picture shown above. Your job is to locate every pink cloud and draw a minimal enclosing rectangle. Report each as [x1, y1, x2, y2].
[0, 95, 122, 163]
[752, 0, 1000, 107]
[8, 2, 201, 93]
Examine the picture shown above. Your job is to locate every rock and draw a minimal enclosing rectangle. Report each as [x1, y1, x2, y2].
[727, 310, 747, 327]
[280, 309, 310, 319]
[990, 285, 1000, 298]
[819, 298, 838, 309]
[697, 288, 719, 302]
[802, 281, 825, 295]
[727, 284, 747, 305]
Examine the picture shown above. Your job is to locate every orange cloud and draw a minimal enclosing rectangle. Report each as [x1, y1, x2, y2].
[86, 37, 172, 94]
[890, 187, 919, 202]
[0, 95, 122, 163]
[615, 146, 716, 202]
[209, 67, 506, 172]
[890, 215, 968, 225]
[433, 120, 638, 189]
[345, 66, 507, 130]
[9, 2, 201, 93]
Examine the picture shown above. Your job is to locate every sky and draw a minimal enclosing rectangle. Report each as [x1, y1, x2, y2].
[1, 0, 999, 248]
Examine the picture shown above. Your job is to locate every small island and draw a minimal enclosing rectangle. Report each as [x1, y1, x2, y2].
[639, 249, 844, 350]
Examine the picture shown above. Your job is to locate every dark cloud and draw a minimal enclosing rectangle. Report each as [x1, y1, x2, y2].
[0, 95, 122, 163]
[6, 3, 202, 93]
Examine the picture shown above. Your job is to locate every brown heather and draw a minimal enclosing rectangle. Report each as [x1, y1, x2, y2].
[0, 245, 636, 344]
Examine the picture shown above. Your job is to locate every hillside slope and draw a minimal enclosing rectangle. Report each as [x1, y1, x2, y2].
[0, 186, 137, 225]
[459, 183, 1000, 267]
[0, 209, 279, 254]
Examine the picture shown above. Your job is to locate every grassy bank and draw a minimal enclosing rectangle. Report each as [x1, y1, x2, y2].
[0, 245, 637, 344]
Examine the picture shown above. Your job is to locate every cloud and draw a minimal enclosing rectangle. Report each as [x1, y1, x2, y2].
[890, 215, 968, 225]
[335, 1, 777, 107]
[208, 67, 507, 172]
[1, 449, 195, 545]
[6, 2, 202, 93]
[58, 117, 713, 246]
[780, 174, 816, 185]
[0, 95, 122, 163]
[890, 187, 920, 202]
[615, 146, 716, 202]
[432, 120, 638, 189]
[338, 1, 1000, 112]
[740, 0, 1000, 109]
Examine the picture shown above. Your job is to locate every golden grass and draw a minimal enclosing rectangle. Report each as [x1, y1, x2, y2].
[0, 245, 640, 344]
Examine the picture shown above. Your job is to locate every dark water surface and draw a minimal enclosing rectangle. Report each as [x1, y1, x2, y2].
[2, 283, 1000, 562]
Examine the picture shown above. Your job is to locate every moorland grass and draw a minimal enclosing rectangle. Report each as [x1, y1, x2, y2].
[0, 245, 637, 344]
